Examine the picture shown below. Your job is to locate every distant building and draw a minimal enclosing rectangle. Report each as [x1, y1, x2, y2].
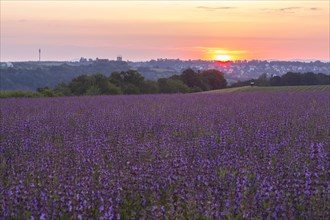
[79, 57, 88, 63]
[96, 58, 109, 63]
[0, 62, 14, 68]
[117, 56, 123, 62]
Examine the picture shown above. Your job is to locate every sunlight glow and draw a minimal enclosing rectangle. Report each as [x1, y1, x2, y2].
[203, 48, 244, 61]
[1, 1, 329, 61]
[215, 54, 232, 62]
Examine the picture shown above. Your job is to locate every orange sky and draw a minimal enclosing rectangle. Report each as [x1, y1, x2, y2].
[1, 1, 329, 61]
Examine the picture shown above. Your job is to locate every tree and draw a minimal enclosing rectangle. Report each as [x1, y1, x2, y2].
[110, 71, 124, 86]
[69, 75, 93, 95]
[86, 85, 101, 96]
[36, 86, 56, 97]
[180, 68, 203, 89]
[231, 79, 255, 87]
[122, 70, 144, 85]
[122, 83, 140, 94]
[200, 69, 227, 90]
[110, 70, 145, 94]
[53, 83, 72, 96]
[93, 74, 111, 93]
[104, 82, 122, 94]
[269, 76, 282, 86]
[139, 80, 159, 94]
[255, 73, 270, 86]
[301, 72, 318, 85]
[281, 72, 302, 86]
[158, 78, 190, 93]
[316, 73, 330, 85]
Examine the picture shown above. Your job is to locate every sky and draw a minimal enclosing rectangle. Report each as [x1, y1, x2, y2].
[1, 0, 329, 62]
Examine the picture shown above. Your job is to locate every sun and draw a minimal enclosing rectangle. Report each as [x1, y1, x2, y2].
[215, 54, 232, 62]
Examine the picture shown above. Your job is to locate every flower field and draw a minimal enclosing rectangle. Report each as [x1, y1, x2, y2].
[1, 92, 329, 219]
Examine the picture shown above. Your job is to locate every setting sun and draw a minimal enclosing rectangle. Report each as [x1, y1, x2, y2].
[215, 54, 232, 62]
[204, 48, 243, 61]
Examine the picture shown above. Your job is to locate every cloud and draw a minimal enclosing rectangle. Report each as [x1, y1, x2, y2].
[197, 6, 236, 11]
[279, 7, 301, 13]
[194, 47, 248, 55]
[261, 7, 320, 14]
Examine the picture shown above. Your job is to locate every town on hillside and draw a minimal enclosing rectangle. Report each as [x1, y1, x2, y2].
[1, 57, 329, 91]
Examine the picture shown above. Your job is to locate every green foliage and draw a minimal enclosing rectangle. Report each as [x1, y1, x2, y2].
[69, 75, 93, 95]
[315, 73, 330, 85]
[53, 83, 72, 96]
[179, 69, 227, 91]
[1, 68, 230, 97]
[281, 72, 302, 86]
[0, 61, 130, 91]
[269, 76, 282, 86]
[53, 70, 146, 96]
[139, 80, 159, 94]
[61, 73, 123, 96]
[122, 70, 145, 85]
[255, 73, 270, 86]
[109, 71, 123, 86]
[275, 72, 329, 86]
[0, 91, 43, 98]
[123, 83, 140, 94]
[190, 86, 203, 93]
[86, 86, 101, 96]
[92, 74, 111, 94]
[233, 72, 329, 88]
[110, 70, 144, 94]
[181, 68, 203, 89]
[36, 87, 57, 97]
[200, 69, 227, 90]
[231, 79, 254, 88]
[0, 89, 60, 98]
[302, 72, 318, 85]
[105, 82, 122, 95]
[158, 78, 190, 93]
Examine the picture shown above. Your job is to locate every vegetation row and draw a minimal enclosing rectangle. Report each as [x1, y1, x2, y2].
[1, 70, 329, 98]
[1, 69, 228, 97]
[232, 72, 329, 87]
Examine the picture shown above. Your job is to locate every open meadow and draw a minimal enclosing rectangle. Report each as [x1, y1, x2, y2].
[1, 91, 329, 219]
[203, 85, 330, 94]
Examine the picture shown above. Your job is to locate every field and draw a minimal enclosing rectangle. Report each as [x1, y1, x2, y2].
[1, 91, 329, 219]
[203, 85, 330, 93]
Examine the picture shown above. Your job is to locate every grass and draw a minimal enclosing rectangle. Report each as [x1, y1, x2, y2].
[203, 85, 330, 94]
[0, 91, 43, 98]
[1, 85, 329, 98]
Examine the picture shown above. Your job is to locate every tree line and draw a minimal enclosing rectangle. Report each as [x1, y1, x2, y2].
[0, 61, 131, 91]
[37, 69, 227, 96]
[232, 72, 330, 87]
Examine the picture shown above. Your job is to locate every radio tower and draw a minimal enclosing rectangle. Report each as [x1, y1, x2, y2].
[39, 49, 41, 62]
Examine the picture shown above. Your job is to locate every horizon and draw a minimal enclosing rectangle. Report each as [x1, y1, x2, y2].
[1, 58, 330, 63]
[1, 1, 329, 62]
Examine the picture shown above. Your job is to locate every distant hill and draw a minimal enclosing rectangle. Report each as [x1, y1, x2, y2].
[1, 59, 329, 91]
[0, 60, 131, 91]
